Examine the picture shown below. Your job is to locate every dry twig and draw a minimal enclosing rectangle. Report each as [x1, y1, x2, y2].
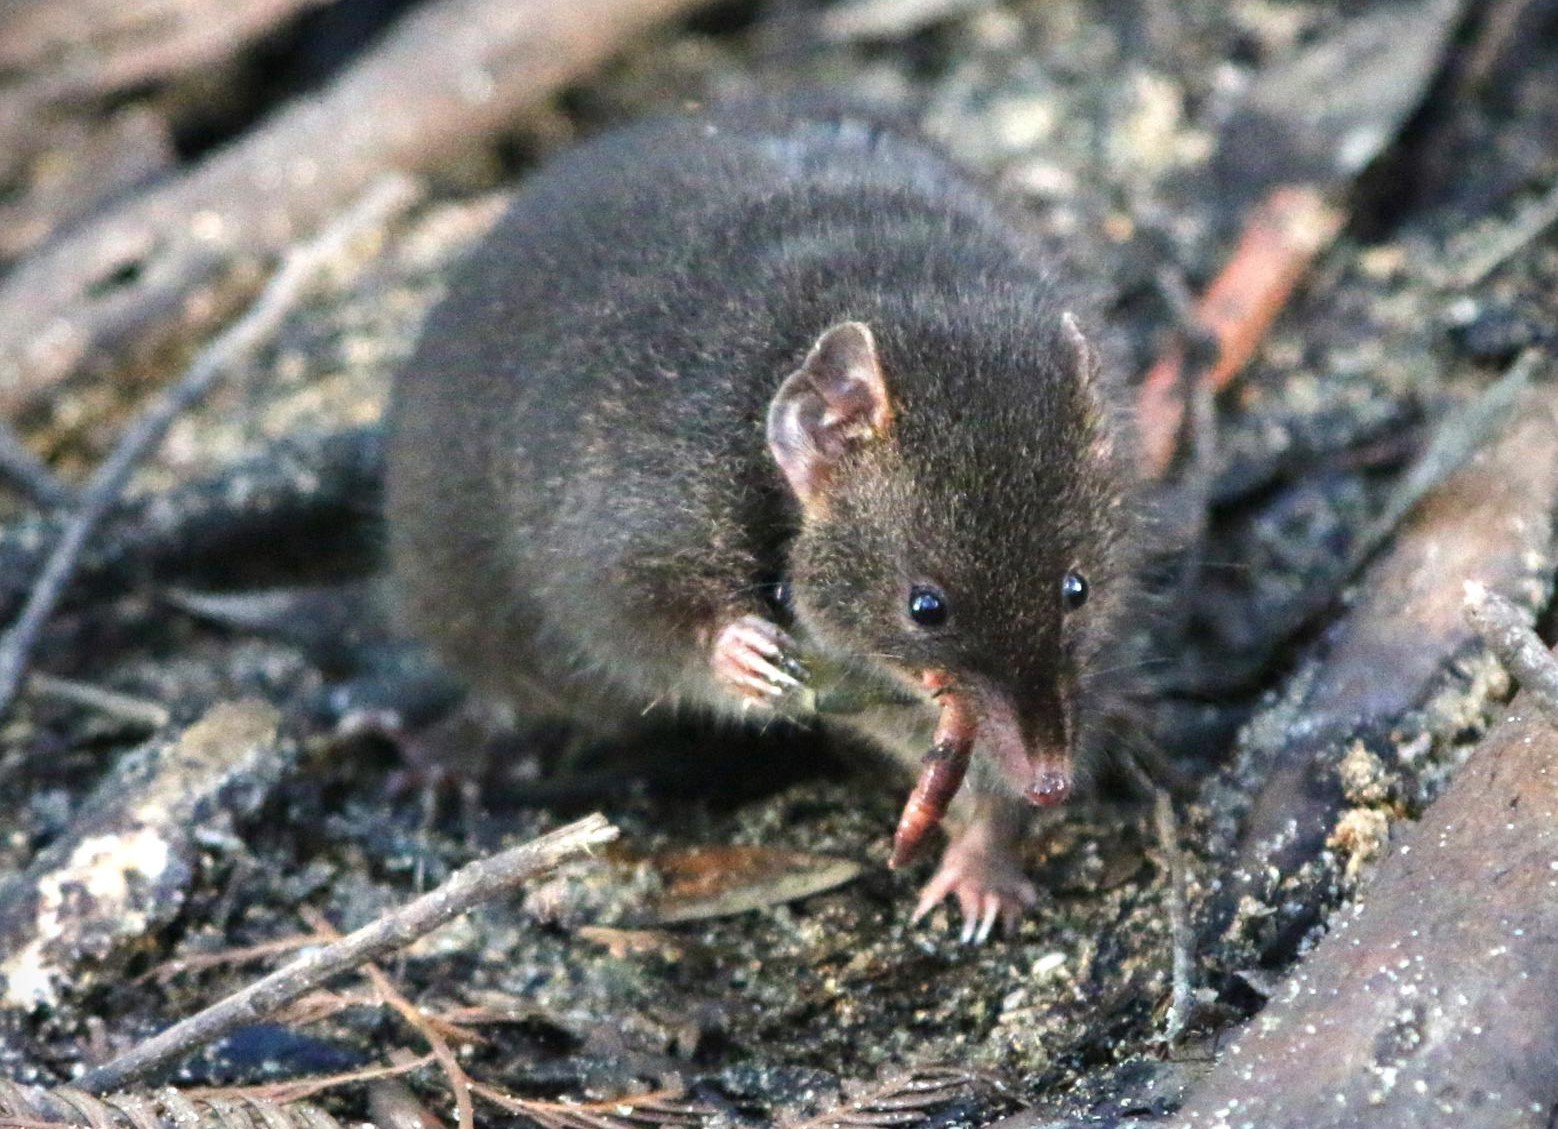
[471, 1083, 714, 1129]
[1137, 185, 1345, 478]
[1463, 581, 1558, 728]
[138, 933, 324, 986]
[819, 0, 994, 40]
[74, 814, 619, 1095]
[0, 174, 417, 723]
[0, 0, 717, 417]
[299, 906, 479, 1129]
[1153, 790, 1195, 1045]
[1446, 177, 1558, 288]
[0, 426, 75, 511]
[24, 671, 171, 730]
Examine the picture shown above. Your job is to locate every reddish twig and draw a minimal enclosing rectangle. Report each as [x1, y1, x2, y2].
[1137, 184, 1345, 479]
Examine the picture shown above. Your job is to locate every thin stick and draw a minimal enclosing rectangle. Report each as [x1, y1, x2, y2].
[74, 813, 618, 1095]
[1153, 789, 1195, 1044]
[26, 671, 170, 730]
[1137, 184, 1345, 478]
[1450, 178, 1558, 288]
[300, 907, 477, 1129]
[1463, 581, 1558, 728]
[819, 0, 993, 40]
[137, 932, 323, 985]
[184, 1053, 437, 1107]
[0, 425, 75, 510]
[0, 174, 418, 722]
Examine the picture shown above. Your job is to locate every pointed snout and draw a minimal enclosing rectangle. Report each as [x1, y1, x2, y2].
[928, 672, 1075, 807]
[1024, 757, 1072, 807]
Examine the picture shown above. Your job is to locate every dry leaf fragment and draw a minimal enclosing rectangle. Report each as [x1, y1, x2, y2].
[646, 845, 862, 924]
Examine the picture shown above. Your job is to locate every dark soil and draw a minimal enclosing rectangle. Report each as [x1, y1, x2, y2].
[0, 1, 1554, 1125]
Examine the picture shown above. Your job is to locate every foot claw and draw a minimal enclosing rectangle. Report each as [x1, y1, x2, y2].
[912, 841, 1038, 944]
[974, 897, 1001, 945]
[712, 615, 810, 708]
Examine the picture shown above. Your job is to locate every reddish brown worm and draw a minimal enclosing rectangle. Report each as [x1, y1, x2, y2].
[888, 680, 977, 869]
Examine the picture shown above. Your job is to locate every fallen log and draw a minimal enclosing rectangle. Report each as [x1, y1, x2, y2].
[0, 0, 716, 419]
[1204, 379, 1558, 963]
[1170, 635, 1558, 1128]
[0, 701, 287, 1013]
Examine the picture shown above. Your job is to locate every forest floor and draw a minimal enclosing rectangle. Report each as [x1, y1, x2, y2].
[0, 1, 1554, 1126]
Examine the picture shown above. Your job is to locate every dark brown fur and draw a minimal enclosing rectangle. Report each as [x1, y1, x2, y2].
[387, 100, 1141, 934]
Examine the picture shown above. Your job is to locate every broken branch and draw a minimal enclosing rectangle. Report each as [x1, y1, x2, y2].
[1137, 184, 1345, 478]
[0, 175, 416, 723]
[1463, 580, 1558, 728]
[0, 424, 75, 511]
[74, 813, 619, 1095]
[0, 0, 717, 417]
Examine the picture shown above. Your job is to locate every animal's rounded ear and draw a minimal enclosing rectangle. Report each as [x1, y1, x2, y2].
[1061, 311, 1100, 387]
[767, 321, 893, 510]
[1061, 311, 1115, 463]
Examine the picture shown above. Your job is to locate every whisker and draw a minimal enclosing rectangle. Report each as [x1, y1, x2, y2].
[1078, 655, 1177, 682]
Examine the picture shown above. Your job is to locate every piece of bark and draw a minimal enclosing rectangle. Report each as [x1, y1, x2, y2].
[1209, 384, 1558, 956]
[0, 700, 286, 1012]
[1170, 671, 1558, 1128]
[1137, 186, 1344, 477]
[0, 0, 717, 418]
[0, 107, 175, 267]
[0, 0, 331, 194]
[646, 845, 863, 924]
[0, 0, 332, 91]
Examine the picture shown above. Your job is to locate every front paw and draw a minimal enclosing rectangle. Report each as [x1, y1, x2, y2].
[911, 839, 1038, 944]
[710, 614, 809, 708]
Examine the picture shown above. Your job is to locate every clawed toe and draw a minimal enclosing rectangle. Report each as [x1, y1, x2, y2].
[911, 849, 1038, 944]
[711, 614, 809, 707]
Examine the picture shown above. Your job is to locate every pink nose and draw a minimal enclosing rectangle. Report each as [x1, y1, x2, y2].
[1025, 763, 1071, 807]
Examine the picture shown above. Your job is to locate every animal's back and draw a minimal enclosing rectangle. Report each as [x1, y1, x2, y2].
[387, 101, 1060, 712]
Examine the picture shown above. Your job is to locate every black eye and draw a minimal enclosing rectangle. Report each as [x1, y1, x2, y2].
[907, 585, 949, 627]
[1061, 571, 1089, 611]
